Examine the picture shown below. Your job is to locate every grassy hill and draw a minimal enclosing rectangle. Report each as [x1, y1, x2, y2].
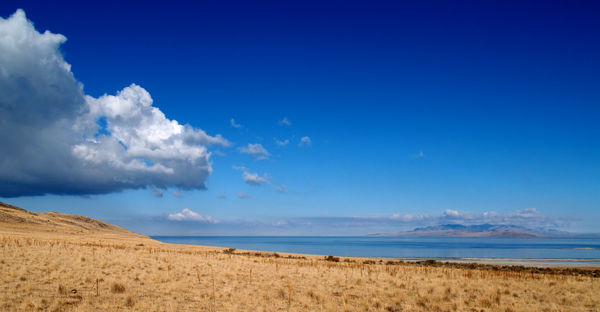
[0, 201, 149, 242]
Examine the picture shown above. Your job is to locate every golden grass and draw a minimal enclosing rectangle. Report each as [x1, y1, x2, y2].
[0, 234, 599, 312]
[0, 202, 598, 311]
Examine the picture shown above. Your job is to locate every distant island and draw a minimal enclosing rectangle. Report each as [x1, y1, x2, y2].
[368, 223, 600, 238]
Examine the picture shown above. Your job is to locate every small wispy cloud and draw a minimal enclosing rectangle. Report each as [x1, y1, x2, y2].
[243, 171, 269, 186]
[412, 150, 425, 160]
[167, 208, 219, 223]
[239, 143, 270, 160]
[217, 191, 227, 199]
[230, 118, 242, 128]
[275, 138, 289, 147]
[150, 187, 164, 198]
[273, 220, 288, 227]
[273, 184, 287, 193]
[233, 166, 285, 192]
[298, 136, 311, 147]
[172, 190, 183, 198]
[212, 150, 227, 157]
[237, 192, 250, 199]
[278, 117, 291, 126]
[233, 166, 269, 185]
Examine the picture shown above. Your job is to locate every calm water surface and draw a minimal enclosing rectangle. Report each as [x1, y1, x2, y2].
[151, 236, 600, 260]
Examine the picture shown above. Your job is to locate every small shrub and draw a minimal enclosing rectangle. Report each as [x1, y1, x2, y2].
[495, 289, 502, 305]
[424, 259, 437, 265]
[125, 296, 134, 307]
[223, 248, 236, 254]
[325, 255, 340, 262]
[416, 297, 429, 308]
[111, 282, 125, 294]
[480, 298, 492, 308]
[277, 288, 286, 299]
[385, 305, 402, 312]
[363, 260, 376, 265]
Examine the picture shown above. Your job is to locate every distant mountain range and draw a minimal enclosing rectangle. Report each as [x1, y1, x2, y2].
[368, 223, 600, 238]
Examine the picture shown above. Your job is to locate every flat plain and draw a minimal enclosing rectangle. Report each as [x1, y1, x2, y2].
[1, 202, 599, 311]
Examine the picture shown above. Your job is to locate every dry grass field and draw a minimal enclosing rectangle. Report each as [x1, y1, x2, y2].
[1, 201, 599, 311]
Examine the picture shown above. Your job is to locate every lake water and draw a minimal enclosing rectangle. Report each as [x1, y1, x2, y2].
[151, 236, 600, 261]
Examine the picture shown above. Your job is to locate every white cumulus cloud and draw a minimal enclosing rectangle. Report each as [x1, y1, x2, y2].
[167, 208, 219, 223]
[0, 10, 228, 197]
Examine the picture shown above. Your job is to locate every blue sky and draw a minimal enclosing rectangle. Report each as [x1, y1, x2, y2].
[0, 1, 598, 235]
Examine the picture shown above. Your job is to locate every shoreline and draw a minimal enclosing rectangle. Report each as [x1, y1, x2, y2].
[427, 257, 600, 268]
[149, 236, 600, 269]
[152, 241, 600, 268]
